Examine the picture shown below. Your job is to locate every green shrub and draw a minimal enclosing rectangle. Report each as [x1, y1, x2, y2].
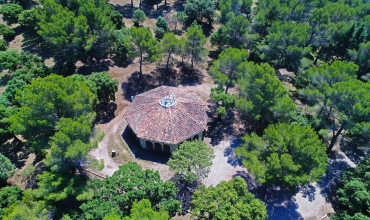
[0, 24, 15, 39]
[0, 39, 7, 51]
[20, 165, 36, 178]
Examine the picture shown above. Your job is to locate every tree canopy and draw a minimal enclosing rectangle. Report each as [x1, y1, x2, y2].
[123, 199, 169, 220]
[209, 47, 248, 93]
[0, 153, 16, 182]
[332, 157, 370, 219]
[9, 74, 96, 152]
[185, 22, 208, 71]
[80, 162, 180, 219]
[191, 177, 268, 220]
[235, 123, 328, 190]
[168, 140, 214, 184]
[236, 62, 296, 123]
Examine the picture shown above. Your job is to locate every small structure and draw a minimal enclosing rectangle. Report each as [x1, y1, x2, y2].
[124, 86, 208, 153]
[277, 68, 290, 81]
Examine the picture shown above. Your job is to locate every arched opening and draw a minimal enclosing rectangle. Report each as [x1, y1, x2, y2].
[146, 141, 153, 149]
[193, 135, 199, 141]
[154, 143, 162, 151]
[163, 144, 171, 153]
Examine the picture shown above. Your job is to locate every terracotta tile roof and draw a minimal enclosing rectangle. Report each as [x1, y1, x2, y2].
[124, 86, 208, 145]
[278, 68, 289, 75]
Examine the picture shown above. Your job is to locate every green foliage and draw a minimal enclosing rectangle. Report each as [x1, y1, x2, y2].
[37, 0, 116, 65]
[262, 21, 311, 70]
[161, 32, 178, 73]
[332, 157, 370, 219]
[191, 177, 267, 220]
[2, 201, 48, 220]
[18, 8, 40, 28]
[0, 104, 16, 143]
[185, 22, 208, 70]
[0, 186, 22, 216]
[173, 12, 187, 29]
[156, 16, 169, 32]
[123, 199, 169, 220]
[88, 72, 118, 103]
[236, 62, 296, 123]
[20, 165, 36, 178]
[132, 9, 146, 26]
[111, 27, 132, 61]
[108, 9, 124, 29]
[0, 153, 16, 182]
[183, 0, 215, 24]
[349, 41, 370, 76]
[0, 4, 23, 25]
[130, 26, 161, 75]
[155, 16, 169, 39]
[0, 39, 7, 51]
[216, 106, 227, 117]
[80, 162, 180, 219]
[218, 0, 252, 23]
[235, 123, 328, 190]
[210, 86, 236, 109]
[25, 171, 88, 204]
[0, 24, 15, 39]
[210, 28, 228, 50]
[168, 140, 214, 183]
[223, 15, 249, 47]
[209, 47, 248, 93]
[298, 62, 369, 151]
[9, 74, 96, 153]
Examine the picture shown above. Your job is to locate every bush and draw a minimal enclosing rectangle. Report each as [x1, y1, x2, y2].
[0, 24, 15, 39]
[0, 4, 23, 25]
[154, 27, 166, 39]
[132, 9, 146, 26]
[18, 8, 39, 28]
[0, 39, 7, 51]
[20, 165, 36, 178]
[156, 16, 169, 32]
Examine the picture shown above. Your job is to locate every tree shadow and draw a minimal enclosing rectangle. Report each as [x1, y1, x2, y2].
[177, 63, 204, 85]
[76, 58, 112, 75]
[299, 184, 316, 202]
[121, 71, 158, 101]
[171, 177, 200, 214]
[21, 29, 53, 60]
[172, 0, 185, 12]
[121, 126, 170, 164]
[113, 4, 137, 19]
[121, 65, 203, 101]
[317, 158, 353, 208]
[205, 109, 235, 147]
[224, 137, 242, 167]
[234, 171, 303, 220]
[0, 138, 29, 169]
[94, 102, 117, 125]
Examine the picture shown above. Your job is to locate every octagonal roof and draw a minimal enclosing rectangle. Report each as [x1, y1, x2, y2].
[124, 86, 208, 145]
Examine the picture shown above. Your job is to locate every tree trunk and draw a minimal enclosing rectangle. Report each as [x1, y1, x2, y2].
[191, 58, 194, 72]
[225, 85, 229, 94]
[165, 52, 171, 74]
[327, 121, 347, 153]
[313, 47, 322, 66]
[139, 53, 143, 80]
[139, 0, 142, 8]
[131, 0, 133, 8]
[165, 0, 167, 6]
[156, 0, 159, 12]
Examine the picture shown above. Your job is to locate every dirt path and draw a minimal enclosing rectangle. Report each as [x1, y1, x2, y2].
[202, 137, 247, 187]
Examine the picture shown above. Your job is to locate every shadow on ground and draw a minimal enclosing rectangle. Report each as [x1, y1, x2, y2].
[224, 137, 242, 167]
[0, 138, 29, 169]
[121, 65, 204, 101]
[94, 102, 117, 125]
[234, 171, 303, 220]
[205, 109, 235, 147]
[122, 126, 170, 164]
[22, 30, 53, 60]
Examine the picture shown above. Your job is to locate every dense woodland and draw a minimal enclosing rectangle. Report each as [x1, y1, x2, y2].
[0, 0, 369, 219]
